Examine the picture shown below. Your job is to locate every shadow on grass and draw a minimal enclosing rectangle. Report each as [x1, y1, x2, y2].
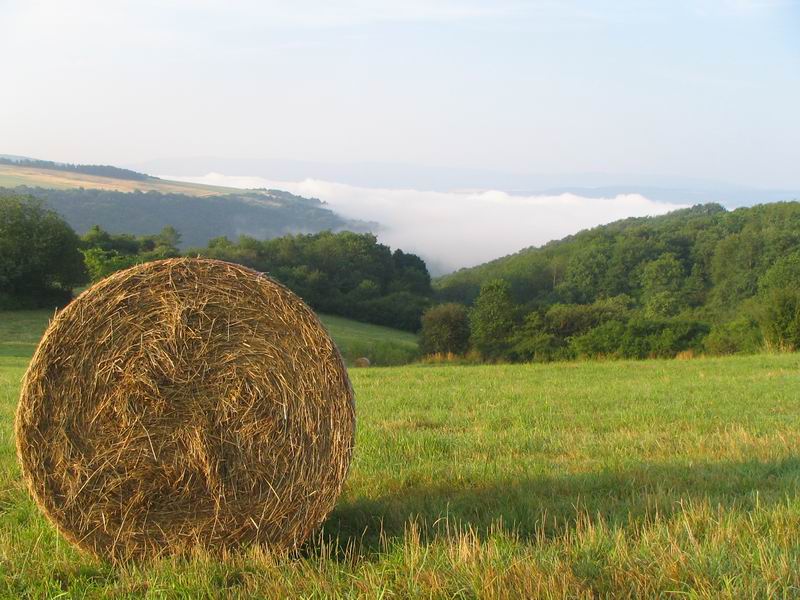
[317, 457, 800, 556]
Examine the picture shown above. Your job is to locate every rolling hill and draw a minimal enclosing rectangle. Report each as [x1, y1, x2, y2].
[0, 160, 374, 248]
[433, 201, 800, 319]
[433, 204, 727, 304]
[0, 160, 238, 196]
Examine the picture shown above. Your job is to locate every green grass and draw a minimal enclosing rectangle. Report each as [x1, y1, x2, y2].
[0, 309, 418, 366]
[319, 314, 419, 366]
[1, 312, 799, 596]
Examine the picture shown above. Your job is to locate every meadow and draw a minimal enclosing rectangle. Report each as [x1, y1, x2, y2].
[0, 164, 239, 196]
[0, 310, 799, 597]
[0, 310, 419, 367]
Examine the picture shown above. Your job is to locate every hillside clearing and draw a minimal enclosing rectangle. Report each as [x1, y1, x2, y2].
[0, 164, 240, 197]
[0, 312, 798, 596]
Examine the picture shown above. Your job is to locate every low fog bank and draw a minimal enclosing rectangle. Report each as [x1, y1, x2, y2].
[165, 173, 688, 274]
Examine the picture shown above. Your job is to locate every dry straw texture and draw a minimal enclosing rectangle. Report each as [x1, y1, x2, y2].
[16, 258, 355, 562]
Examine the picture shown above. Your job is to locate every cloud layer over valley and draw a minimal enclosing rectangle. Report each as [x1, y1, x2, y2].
[167, 173, 688, 274]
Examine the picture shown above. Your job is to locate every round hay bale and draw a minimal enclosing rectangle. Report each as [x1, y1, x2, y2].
[16, 258, 355, 562]
[353, 357, 371, 368]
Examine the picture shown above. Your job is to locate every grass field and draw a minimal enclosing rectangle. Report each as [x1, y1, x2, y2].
[0, 311, 799, 597]
[0, 310, 419, 367]
[319, 314, 419, 366]
[0, 165, 241, 197]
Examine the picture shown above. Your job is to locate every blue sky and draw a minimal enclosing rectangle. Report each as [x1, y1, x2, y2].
[1, 0, 799, 188]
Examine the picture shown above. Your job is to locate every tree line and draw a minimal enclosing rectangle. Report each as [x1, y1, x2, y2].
[0, 158, 150, 181]
[6, 188, 800, 359]
[0, 192, 431, 332]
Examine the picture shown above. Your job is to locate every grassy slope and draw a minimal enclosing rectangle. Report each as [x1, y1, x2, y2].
[0, 312, 799, 596]
[0, 164, 240, 197]
[319, 314, 419, 365]
[0, 310, 418, 366]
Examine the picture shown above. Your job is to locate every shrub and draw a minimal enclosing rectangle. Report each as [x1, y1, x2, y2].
[419, 303, 470, 356]
[570, 320, 627, 359]
[511, 312, 565, 362]
[618, 318, 709, 359]
[760, 288, 800, 351]
[704, 316, 762, 355]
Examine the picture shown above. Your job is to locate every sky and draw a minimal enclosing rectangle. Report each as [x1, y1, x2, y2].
[2, 0, 799, 189]
[2, 1, 799, 271]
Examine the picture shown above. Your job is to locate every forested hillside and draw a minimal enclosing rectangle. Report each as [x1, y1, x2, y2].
[7, 186, 372, 249]
[196, 233, 431, 330]
[432, 202, 800, 359]
[0, 192, 430, 331]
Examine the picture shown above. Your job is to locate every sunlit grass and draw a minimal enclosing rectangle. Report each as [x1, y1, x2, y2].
[0, 309, 419, 365]
[0, 312, 799, 597]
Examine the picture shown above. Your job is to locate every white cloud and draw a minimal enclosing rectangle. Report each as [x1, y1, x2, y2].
[165, 173, 688, 274]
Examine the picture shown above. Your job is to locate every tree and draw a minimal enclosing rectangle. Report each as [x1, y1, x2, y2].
[758, 251, 800, 294]
[511, 312, 562, 362]
[755, 252, 800, 351]
[710, 230, 763, 306]
[419, 303, 470, 355]
[81, 248, 138, 282]
[557, 244, 610, 304]
[80, 224, 182, 280]
[0, 194, 86, 307]
[154, 225, 181, 250]
[139, 226, 182, 259]
[390, 249, 432, 295]
[196, 231, 432, 331]
[469, 279, 516, 360]
[760, 288, 800, 351]
[641, 253, 685, 317]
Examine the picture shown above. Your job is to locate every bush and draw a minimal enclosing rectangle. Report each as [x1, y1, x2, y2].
[704, 316, 762, 355]
[511, 312, 565, 362]
[571, 317, 709, 360]
[570, 320, 627, 358]
[619, 318, 709, 359]
[760, 288, 800, 351]
[419, 303, 470, 356]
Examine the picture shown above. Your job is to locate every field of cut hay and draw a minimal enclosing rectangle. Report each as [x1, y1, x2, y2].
[0, 165, 239, 196]
[0, 310, 799, 597]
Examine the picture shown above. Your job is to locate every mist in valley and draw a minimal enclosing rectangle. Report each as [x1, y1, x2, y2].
[167, 173, 687, 274]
